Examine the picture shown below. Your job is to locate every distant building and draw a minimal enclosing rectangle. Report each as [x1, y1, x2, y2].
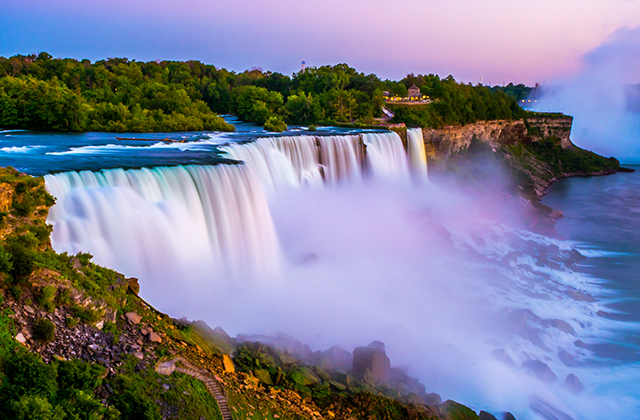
[301, 60, 306, 71]
[408, 84, 421, 98]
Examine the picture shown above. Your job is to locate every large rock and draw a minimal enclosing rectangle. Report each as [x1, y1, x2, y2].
[522, 360, 557, 383]
[479, 411, 498, 420]
[125, 312, 142, 325]
[127, 277, 140, 294]
[318, 345, 353, 372]
[563, 373, 584, 394]
[352, 341, 390, 385]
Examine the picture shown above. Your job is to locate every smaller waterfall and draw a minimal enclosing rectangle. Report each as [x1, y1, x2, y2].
[362, 132, 410, 181]
[407, 128, 429, 182]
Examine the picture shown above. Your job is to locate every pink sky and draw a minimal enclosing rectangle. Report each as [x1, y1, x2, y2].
[2, 0, 640, 84]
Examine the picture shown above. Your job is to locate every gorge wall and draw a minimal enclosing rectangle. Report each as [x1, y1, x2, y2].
[420, 115, 574, 158]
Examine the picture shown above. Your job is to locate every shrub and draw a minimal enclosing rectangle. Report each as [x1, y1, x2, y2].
[70, 305, 102, 324]
[264, 116, 288, 132]
[65, 317, 78, 328]
[36, 286, 56, 312]
[33, 318, 55, 343]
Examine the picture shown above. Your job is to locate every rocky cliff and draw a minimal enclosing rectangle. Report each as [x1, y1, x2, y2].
[422, 115, 573, 158]
[419, 114, 623, 233]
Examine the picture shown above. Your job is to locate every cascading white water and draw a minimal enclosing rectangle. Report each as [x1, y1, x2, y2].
[45, 164, 280, 282]
[361, 131, 410, 180]
[220, 136, 325, 193]
[406, 128, 429, 182]
[221, 132, 421, 192]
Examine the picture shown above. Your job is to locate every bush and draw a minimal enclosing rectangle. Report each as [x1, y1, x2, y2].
[65, 317, 78, 328]
[70, 305, 102, 324]
[264, 116, 287, 132]
[36, 286, 56, 312]
[33, 318, 55, 343]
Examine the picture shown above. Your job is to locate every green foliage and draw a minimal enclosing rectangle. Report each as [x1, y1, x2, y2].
[0, 54, 234, 133]
[0, 350, 115, 420]
[0, 350, 58, 402]
[264, 116, 287, 132]
[33, 318, 55, 342]
[525, 136, 620, 176]
[108, 356, 222, 420]
[36, 286, 56, 312]
[70, 305, 103, 325]
[11, 176, 54, 217]
[65, 316, 78, 328]
[0, 54, 528, 131]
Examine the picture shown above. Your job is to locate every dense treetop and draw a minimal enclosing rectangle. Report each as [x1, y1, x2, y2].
[0, 53, 528, 132]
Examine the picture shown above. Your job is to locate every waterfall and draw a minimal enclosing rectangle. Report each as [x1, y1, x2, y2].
[45, 164, 280, 282]
[407, 128, 429, 182]
[222, 132, 418, 192]
[362, 132, 409, 180]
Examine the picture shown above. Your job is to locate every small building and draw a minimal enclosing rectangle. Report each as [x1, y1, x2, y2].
[408, 84, 421, 98]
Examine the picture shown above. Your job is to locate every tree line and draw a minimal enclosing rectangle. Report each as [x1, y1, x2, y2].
[0, 53, 528, 132]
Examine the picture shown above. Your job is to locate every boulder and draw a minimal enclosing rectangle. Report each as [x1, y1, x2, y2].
[491, 348, 516, 367]
[222, 354, 235, 373]
[563, 373, 585, 394]
[125, 312, 142, 325]
[352, 341, 391, 385]
[502, 413, 517, 420]
[15, 333, 26, 344]
[253, 368, 273, 385]
[522, 360, 557, 383]
[127, 277, 140, 294]
[319, 345, 353, 372]
[149, 332, 162, 343]
[542, 319, 574, 334]
[479, 411, 498, 420]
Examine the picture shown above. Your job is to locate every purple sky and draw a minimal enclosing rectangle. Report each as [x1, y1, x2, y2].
[2, 0, 640, 84]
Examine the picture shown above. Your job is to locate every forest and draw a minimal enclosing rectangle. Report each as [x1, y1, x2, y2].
[0, 53, 527, 132]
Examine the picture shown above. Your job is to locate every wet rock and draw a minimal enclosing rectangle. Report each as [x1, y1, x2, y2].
[574, 339, 588, 349]
[70, 257, 82, 270]
[491, 348, 516, 367]
[563, 373, 585, 394]
[479, 411, 498, 420]
[565, 290, 595, 302]
[352, 341, 390, 385]
[558, 349, 575, 366]
[529, 395, 574, 420]
[522, 360, 557, 383]
[318, 345, 353, 372]
[126, 312, 142, 325]
[542, 319, 574, 334]
[423, 393, 442, 405]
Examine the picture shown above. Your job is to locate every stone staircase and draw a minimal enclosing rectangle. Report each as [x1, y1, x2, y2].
[157, 357, 233, 420]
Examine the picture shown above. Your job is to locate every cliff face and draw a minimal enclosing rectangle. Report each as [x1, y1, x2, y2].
[422, 115, 573, 158]
[421, 114, 621, 233]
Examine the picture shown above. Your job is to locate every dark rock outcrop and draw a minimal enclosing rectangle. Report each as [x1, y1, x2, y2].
[352, 341, 391, 385]
[522, 359, 557, 383]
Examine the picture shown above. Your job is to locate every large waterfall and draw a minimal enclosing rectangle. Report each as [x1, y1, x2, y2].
[45, 130, 429, 283]
[45, 164, 280, 282]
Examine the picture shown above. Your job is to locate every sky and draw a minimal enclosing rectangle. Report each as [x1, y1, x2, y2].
[2, 0, 640, 84]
